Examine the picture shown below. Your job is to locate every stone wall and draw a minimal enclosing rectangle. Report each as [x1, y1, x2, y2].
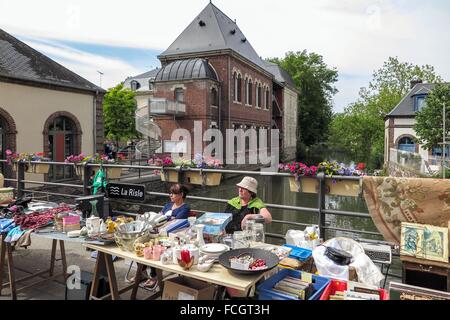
[387, 161, 424, 178]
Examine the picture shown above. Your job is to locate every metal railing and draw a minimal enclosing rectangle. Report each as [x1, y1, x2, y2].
[0, 158, 385, 244]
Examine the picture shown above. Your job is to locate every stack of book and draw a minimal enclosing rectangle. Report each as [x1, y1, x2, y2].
[329, 281, 380, 300]
[271, 276, 315, 300]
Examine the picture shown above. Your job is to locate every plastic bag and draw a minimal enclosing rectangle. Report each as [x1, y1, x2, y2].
[285, 225, 320, 249]
[312, 237, 384, 287]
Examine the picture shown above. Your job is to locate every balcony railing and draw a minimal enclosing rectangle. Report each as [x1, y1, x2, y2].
[149, 98, 186, 116]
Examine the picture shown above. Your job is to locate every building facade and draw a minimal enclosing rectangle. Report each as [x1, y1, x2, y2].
[125, 3, 298, 162]
[0, 29, 105, 181]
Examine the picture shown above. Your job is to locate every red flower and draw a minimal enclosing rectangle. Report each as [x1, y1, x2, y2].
[357, 163, 366, 170]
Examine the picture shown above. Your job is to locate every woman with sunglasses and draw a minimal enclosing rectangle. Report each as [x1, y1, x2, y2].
[129, 183, 190, 290]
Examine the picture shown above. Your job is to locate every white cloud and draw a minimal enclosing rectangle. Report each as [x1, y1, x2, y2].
[1, 0, 448, 110]
[22, 39, 142, 90]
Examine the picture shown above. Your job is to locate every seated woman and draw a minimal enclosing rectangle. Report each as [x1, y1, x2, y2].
[130, 184, 190, 289]
[224, 176, 272, 234]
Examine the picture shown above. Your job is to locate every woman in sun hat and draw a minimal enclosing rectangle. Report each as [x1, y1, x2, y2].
[224, 176, 272, 233]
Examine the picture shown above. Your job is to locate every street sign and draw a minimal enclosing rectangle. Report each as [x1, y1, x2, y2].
[107, 183, 146, 202]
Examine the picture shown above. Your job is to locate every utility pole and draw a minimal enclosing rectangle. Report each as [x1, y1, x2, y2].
[444, 101, 447, 179]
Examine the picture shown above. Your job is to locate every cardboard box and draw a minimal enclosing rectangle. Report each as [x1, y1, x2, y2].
[162, 276, 216, 300]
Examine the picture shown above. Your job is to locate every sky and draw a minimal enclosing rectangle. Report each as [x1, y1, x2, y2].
[1, 0, 449, 112]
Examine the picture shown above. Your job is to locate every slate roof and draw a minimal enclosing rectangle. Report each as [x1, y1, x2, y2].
[387, 83, 437, 117]
[159, 3, 268, 71]
[263, 61, 296, 90]
[0, 28, 104, 93]
[155, 58, 218, 82]
[124, 68, 160, 91]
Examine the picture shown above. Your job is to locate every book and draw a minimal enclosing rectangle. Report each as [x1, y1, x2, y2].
[389, 282, 450, 300]
[195, 212, 232, 236]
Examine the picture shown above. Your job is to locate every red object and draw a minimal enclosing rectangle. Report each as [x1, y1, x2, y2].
[319, 279, 389, 300]
[357, 163, 366, 170]
[55, 132, 65, 162]
[180, 249, 191, 264]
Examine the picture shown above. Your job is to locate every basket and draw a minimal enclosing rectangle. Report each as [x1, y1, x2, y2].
[257, 269, 330, 300]
[114, 221, 150, 252]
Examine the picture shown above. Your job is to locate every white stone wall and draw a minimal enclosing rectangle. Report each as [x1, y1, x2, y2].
[283, 87, 298, 160]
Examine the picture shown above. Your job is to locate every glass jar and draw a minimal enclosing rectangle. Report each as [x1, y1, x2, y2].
[243, 219, 255, 243]
[252, 223, 265, 243]
[233, 231, 248, 249]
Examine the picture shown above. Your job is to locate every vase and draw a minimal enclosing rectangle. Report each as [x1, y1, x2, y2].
[288, 176, 318, 193]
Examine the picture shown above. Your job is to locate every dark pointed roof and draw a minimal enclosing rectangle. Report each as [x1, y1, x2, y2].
[263, 61, 297, 91]
[159, 3, 267, 71]
[387, 83, 437, 117]
[155, 58, 218, 82]
[0, 28, 104, 93]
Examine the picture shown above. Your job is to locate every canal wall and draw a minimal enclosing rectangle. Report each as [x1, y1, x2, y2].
[386, 161, 424, 178]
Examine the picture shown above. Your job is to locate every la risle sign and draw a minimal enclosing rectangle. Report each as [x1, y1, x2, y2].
[107, 183, 145, 202]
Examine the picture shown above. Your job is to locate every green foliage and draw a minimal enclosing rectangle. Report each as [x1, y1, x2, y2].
[414, 84, 450, 150]
[269, 50, 338, 147]
[103, 84, 140, 145]
[329, 57, 442, 170]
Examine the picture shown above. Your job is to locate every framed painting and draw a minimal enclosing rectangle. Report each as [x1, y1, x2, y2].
[400, 222, 449, 263]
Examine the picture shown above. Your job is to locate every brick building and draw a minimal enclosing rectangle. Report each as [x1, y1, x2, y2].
[125, 3, 298, 161]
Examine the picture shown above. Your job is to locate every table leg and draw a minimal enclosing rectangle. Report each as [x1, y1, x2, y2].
[130, 263, 144, 300]
[104, 252, 120, 300]
[0, 234, 6, 296]
[6, 243, 16, 300]
[59, 240, 68, 280]
[49, 239, 57, 276]
[89, 250, 104, 300]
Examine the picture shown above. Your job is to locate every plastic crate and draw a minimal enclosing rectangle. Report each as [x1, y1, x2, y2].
[319, 279, 389, 300]
[282, 244, 312, 261]
[257, 269, 330, 300]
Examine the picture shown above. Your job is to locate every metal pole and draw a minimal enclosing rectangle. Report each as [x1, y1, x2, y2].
[444, 102, 446, 179]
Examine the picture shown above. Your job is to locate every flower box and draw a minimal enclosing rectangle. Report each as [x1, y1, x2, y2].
[288, 176, 318, 193]
[106, 167, 122, 179]
[160, 169, 179, 183]
[32, 163, 50, 174]
[185, 172, 222, 186]
[325, 179, 361, 197]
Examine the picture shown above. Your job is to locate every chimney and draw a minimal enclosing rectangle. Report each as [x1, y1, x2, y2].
[410, 77, 422, 89]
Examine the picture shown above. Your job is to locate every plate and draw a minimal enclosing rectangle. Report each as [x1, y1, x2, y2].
[218, 248, 279, 275]
[200, 243, 230, 254]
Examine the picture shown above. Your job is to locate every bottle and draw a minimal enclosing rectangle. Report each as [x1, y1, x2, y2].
[253, 223, 265, 243]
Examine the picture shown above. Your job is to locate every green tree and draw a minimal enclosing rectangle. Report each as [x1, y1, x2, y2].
[269, 51, 338, 149]
[103, 83, 139, 147]
[414, 84, 450, 151]
[329, 57, 442, 169]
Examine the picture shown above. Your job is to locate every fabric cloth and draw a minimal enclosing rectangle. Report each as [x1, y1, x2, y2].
[93, 168, 107, 195]
[0, 218, 15, 233]
[362, 176, 450, 244]
[5, 226, 25, 243]
[13, 212, 54, 231]
[224, 196, 266, 233]
[161, 202, 190, 220]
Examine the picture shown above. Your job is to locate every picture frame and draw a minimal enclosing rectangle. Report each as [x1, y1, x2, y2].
[400, 222, 449, 263]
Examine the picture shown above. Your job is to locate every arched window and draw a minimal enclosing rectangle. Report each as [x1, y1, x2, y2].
[237, 74, 242, 102]
[211, 87, 219, 106]
[233, 72, 237, 102]
[256, 83, 262, 108]
[248, 79, 253, 105]
[398, 136, 416, 153]
[244, 77, 248, 105]
[175, 88, 184, 102]
[130, 80, 141, 91]
[265, 88, 270, 110]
